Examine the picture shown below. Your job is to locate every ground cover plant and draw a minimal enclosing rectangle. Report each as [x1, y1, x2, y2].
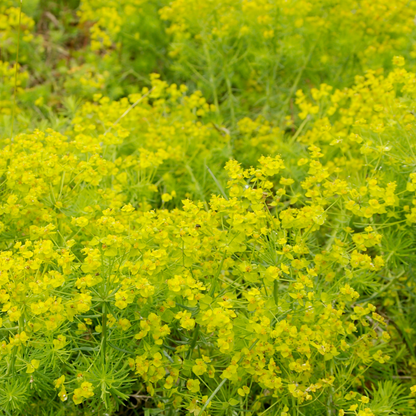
[1, 1, 416, 415]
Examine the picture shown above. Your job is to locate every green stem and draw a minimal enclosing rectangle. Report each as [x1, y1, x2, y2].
[273, 280, 279, 306]
[203, 42, 220, 114]
[11, 0, 23, 140]
[225, 75, 235, 128]
[102, 301, 107, 368]
[209, 255, 226, 297]
[186, 325, 200, 359]
[199, 378, 228, 414]
[206, 165, 228, 200]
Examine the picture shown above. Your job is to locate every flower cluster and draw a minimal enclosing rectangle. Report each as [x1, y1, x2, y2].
[0, 127, 409, 414]
[159, 0, 416, 116]
[0, 1, 416, 415]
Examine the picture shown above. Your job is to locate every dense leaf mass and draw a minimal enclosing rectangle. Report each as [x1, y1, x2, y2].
[1, 1, 416, 415]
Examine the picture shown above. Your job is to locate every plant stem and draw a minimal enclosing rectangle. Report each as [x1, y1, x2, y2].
[102, 301, 107, 368]
[273, 280, 279, 306]
[11, 0, 23, 140]
[187, 325, 200, 359]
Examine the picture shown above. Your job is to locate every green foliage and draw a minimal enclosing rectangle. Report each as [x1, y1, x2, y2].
[0, 1, 416, 415]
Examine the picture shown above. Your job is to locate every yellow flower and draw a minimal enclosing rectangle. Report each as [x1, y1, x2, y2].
[26, 359, 40, 373]
[186, 379, 200, 393]
[392, 56, 405, 66]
